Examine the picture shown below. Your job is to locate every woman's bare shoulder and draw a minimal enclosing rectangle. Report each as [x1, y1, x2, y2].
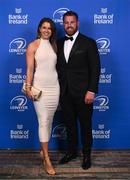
[27, 39, 40, 52]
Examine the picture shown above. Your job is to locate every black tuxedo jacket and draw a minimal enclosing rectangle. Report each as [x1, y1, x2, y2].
[57, 33, 100, 97]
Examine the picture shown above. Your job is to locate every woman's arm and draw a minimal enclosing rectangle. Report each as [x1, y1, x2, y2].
[25, 42, 35, 99]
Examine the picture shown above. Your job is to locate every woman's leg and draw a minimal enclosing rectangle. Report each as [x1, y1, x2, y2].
[41, 142, 56, 175]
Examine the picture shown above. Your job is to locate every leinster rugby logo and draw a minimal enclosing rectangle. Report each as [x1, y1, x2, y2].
[9, 38, 26, 55]
[52, 124, 67, 140]
[53, 8, 69, 25]
[10, 95, 28, 111]
[96, 38, 110, 55]
[94, 95, 109, 111]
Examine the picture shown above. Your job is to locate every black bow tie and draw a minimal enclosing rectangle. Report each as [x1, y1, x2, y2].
[65, 36, 73, 41]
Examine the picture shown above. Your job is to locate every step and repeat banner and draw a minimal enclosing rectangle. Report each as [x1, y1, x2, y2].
[0, 0, 130, 149]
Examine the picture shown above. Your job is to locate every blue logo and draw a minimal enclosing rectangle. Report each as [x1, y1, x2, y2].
[52, 123, 67, 140]
[10, 95, 28, 111]
[53, 8, 69, 25]
[96, 38, 110, 55]
[96, 38, 110, 49]
[94, 95, 109, 111]
[9, 38, 26, 49]
[9, 38, 26, 55]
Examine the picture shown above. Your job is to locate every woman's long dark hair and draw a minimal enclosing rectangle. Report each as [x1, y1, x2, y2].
[37, 17, 57, 53]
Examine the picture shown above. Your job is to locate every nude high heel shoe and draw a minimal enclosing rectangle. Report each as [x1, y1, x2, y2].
[40, 150, 43, 157]
[43, 156, 56, 175]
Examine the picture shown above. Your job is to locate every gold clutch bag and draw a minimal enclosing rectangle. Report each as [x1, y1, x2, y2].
[22, 82, 42, 101]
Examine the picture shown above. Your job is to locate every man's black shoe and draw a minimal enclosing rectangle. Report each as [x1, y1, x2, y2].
[82, 155, 91, 170]
[59, 153, 77, 164]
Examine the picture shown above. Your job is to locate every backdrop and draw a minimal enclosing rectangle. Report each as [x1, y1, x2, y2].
[0, 0, 130, 149]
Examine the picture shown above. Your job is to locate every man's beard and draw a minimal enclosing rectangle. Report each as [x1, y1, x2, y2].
[65, 27, 77, 36]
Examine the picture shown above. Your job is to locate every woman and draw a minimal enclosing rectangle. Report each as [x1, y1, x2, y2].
[25, 18, 59, 175]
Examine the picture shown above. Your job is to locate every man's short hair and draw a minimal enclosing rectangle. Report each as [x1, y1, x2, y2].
[63, 11, 79, 22]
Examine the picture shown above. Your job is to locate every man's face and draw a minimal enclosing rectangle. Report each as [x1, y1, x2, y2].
[63, 15, 79, 36]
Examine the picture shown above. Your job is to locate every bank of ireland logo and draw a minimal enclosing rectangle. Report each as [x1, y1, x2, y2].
[92, 123, 111, 139]
[96, 38, 110, 55]
[17, 124, 23, 129]
[10, 95, 28, 111]
[8, 8, 28, 24]
[52, 123, 67, 140]
[94, 8, 114, 24]
[94, 95, 109, 111]
[9, 38, 26, 55]
[53, 8, 69, 25]
[10, 124, 29, 139]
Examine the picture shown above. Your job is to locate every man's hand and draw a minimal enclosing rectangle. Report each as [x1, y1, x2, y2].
[84, 91, 95, 104]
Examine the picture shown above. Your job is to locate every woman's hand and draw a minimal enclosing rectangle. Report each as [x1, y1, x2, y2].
[26, 88, 34, 100]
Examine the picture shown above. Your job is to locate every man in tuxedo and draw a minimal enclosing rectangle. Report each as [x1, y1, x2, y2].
[57, 11, 100, 170]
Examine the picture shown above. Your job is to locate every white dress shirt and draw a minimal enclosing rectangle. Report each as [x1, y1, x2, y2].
[64, 31, 79, 63]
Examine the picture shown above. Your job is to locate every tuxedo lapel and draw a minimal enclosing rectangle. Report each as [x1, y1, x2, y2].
[60, 39, 66, 63]
[69, 33, 81, 60]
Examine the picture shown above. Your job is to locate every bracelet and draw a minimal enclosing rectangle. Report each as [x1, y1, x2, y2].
[26, 85, 31, 88]
[26, 87, 31, 91]
[26, 82, 31, 87]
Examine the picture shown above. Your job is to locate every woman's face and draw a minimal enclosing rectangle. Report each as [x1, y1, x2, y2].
[39, 22, 52, 39]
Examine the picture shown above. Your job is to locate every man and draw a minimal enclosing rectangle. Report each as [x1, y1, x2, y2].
[57, 11, 100, 170]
